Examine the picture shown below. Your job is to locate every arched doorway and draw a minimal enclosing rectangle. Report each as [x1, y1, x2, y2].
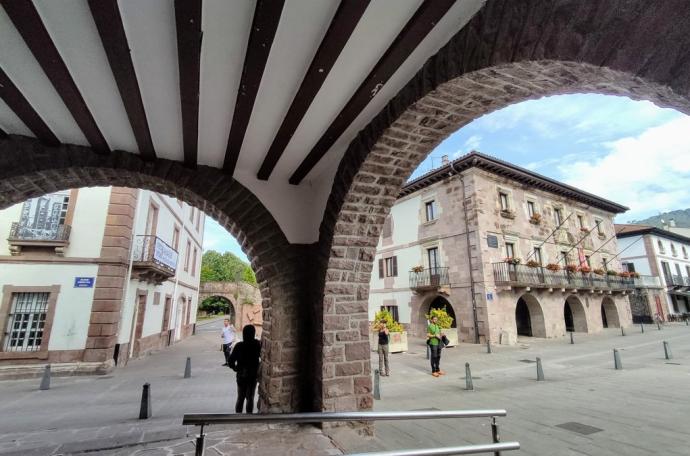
[200, 295, 236, 322]
[601, 298, 621, 328]
[428, 296, 457, 329]
[564, 296, 588, 333]
[514, 294, 546, 338]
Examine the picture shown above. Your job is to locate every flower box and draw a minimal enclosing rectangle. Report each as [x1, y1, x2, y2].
[546, 263, 561, 272]
[565, 264, 579, 273]
[529, 213, 542, 225]
[504, 257, 521, 265]
[369, 330, 408, 353]
[526, 260, 541, 268]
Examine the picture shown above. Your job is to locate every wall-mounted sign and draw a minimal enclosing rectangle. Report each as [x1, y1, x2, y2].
[154, 237, 178, 270]
[74, 277, 95, 288]
[487, 235, 498, 248]
[486, 292, 494, 301]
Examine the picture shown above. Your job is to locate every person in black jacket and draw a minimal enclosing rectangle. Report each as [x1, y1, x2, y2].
[228, 324, 261, 413]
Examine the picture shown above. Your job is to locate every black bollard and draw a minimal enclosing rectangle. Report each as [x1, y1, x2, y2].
[486, 338, 492, 354]
[39, 365, 51, 391]
[184, 357, 192, 379]
[663, 341, 673, 360]
[641, 323, 644, 334]
[621, 327, 625, 337]
[536, 357, 545, 381]
[570, 331, 574, 344]
[465, 363, 474, 391]
[613, 349, 622, 370]
[657, 321, 661, 330]
[139, 383, 152, 419]
[686, 319, 689, 326]
[373, 369, 381, 400]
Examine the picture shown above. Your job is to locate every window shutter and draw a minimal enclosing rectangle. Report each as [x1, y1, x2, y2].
[392, 256, 398, 277]
[378, 259, 384, 278]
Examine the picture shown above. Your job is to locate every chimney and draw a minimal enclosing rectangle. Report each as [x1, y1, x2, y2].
[669, 218, 676, 228]
[441, 155, 449, 166]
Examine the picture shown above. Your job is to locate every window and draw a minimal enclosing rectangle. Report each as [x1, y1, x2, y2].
[661, 261, 672, 283]
[16, 191, 70, 239]
[623, 262, 636, 273]
[184, 240, 191, 272]
[671, 244, 677, 256]
[189, 207, 194, 222]
[562, 250, 570, 264]
[196, 211, 201, 232]
[554, 208, 563, 226]
[381, 305, 399, 322]
[172, 226, 180, 250]
[3, 292, 48, 352]
[499, 192, 509, 211]
[191, 247, 198, 276]
[378, 256, 398, 278]
[505, 242, 515, 259]
[683, 246, 688, 259]
[602, 257, 608, 270]
[658, 240, 665, 254]
[427, 247, 440, 272]
[685, 265, 690, 277]
[425, 201, 436, 222]
[577, 215, 585, 229]
[527, 201, 536, 217]
[533, 247, 542, 265]
[595, 218, 604, 235]
[675, 263, 682, 277]
[145, 203, 159, 236]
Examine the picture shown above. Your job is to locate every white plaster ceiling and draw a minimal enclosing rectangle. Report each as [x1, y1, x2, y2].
[0, 0, 486, 244]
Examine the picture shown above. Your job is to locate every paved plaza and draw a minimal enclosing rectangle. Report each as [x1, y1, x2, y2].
[333, 323, 690, 456]
[2, 319, 689, 455]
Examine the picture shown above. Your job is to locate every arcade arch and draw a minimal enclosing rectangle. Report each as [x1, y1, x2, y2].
[514, 294, 546, 338]
[564, 296, 588, 333]
[601, 297, 621, 329]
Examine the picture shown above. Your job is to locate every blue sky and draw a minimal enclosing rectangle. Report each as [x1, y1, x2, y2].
[205, 94, 690, 262]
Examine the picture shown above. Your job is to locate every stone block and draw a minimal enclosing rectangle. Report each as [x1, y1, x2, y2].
[353, 376, 372, 394]
[335, 362, 363, 377]
[323, 378, 353, 399]
[344, 342, 370, 361]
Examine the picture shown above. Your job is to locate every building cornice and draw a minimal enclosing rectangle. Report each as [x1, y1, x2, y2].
[616, 226, 690, 245]
[400, 151, 629, 214]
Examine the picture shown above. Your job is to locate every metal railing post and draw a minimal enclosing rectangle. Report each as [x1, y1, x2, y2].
[195, 424, 206, 456]
[491, 416, 501, 456]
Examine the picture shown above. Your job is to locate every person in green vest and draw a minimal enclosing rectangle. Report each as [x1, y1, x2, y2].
[427, 315, 445, 377]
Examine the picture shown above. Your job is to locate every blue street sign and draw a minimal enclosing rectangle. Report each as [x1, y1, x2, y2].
[486, 292, 494, 301]
[74, 277, 95, 288]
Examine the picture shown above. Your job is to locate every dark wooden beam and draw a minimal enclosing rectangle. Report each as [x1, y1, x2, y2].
[223, 0, 285, 175]
[0, 67, 59, 145]
[174, 0, 203, 168]
[2, 0, 110, 152]
[256, 0, 370, 181]
[88, 0, 156, 160]
[289, 0, 457, 185]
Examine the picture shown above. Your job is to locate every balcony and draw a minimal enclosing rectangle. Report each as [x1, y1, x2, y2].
[409, 267, 450, 291]
[7, 222, 71, 256]
[492, 262, 635, 293]
[633, 275, 662, 289]
[670, 274, 690, 289]
[131, 235, 178, 285]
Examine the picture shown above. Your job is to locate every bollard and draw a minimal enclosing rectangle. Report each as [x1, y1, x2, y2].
[641, 323, 644, 334]
[621, 327, 625, 337]
[686, 319, 689, 326]
[486, 338, 492, 354]
[536, 357, 545, 381]
[569, 331, 574, 344]
[613, 349, 622, 370]
[39, 365, 51, 391]
[139, 383, 152, 419]
[657, 321, 661, 330]
[426, 344, 430, 360]
[465, 363, 474, 391]
[663, 341, 673, 360]
[373, 369, 381, 400]
[184, 357, 192, 379]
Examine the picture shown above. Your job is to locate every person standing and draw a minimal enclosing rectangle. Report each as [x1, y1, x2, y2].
[427, 315, 445, 377]
[377, 320, 390, 376]
[221, 318, 236, 366]
[228, 325, 262, 414]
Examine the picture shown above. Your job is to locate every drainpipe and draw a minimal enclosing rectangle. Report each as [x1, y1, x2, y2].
[123, 189, 143, 359]
[449, 162, 480, 344]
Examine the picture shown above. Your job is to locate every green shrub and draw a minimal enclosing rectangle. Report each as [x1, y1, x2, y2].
[425, 306, 453, 329]
[373, 309, 403, 333]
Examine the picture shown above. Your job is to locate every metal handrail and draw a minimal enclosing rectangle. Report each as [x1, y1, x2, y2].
[183, 410, 519, 456]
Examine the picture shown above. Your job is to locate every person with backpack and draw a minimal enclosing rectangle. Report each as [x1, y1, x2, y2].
[228, 325, 261, 413]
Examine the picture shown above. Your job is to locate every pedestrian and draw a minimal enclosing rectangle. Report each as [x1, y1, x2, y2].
[427, 315, 445, 377]
[376, 320, 390, 376]
[221, 318, 235, 367]
[228, 324, 261, 414]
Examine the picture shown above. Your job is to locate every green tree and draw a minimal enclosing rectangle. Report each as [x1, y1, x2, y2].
[200, 250, 256, 284]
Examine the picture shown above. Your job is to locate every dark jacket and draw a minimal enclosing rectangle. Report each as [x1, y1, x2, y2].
[228, 325, 261, 380]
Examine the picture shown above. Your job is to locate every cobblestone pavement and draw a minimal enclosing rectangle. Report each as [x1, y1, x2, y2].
[331, 324, 690, 456]
[0, 318, 342, 455]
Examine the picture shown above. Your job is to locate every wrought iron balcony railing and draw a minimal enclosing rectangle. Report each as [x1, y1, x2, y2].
[492, 262, 635, 291]
[8, 222, 71, 242]
[670, 274, 690, 288]
[409, 267, 450, 290]
[633, 275, 662, 288]
[132, 235, 178, 276]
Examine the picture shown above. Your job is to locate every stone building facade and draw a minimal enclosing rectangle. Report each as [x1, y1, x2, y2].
[0, 187, 203, 377]
[369, 152, 634, 346]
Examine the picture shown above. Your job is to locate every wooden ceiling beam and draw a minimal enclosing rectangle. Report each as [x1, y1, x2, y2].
[289, 0, 457, 185]
[256, 0, 370, 181]
[0, 67, 59, 146]
[2, 0, 110, 152]
[89, 0, 156, 160]
[174, 0, 203, 168]
[223, 0, 285, 175]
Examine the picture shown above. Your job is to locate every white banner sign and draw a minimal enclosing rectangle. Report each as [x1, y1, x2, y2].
[154, 237, 178, 270]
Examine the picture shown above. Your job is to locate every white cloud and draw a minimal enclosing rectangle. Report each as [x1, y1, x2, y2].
[558, 116, 690, 220]
[453, 134, 483, 158]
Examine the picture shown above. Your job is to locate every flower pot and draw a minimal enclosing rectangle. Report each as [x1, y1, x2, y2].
[369, 330, 408, 353]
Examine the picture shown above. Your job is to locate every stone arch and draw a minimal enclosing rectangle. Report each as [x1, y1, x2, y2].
[414, 294, 459, 338]
[317, 0, 690, 411]
[565, 295, 588, 333]
[0, 137, 311, 413]
[200, 295, 237, 325]
[601, 297, 621, 328]
[514, 293, 546, 338]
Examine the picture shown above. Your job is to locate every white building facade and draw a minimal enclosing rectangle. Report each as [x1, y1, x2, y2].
[617, 224, 690, 319]
[0, 187, 204, 376]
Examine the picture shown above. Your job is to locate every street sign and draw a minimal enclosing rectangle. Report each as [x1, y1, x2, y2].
[487, 235, 498, 248]
[74, 277, 95, 288]
[486, 292, 494, 301]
